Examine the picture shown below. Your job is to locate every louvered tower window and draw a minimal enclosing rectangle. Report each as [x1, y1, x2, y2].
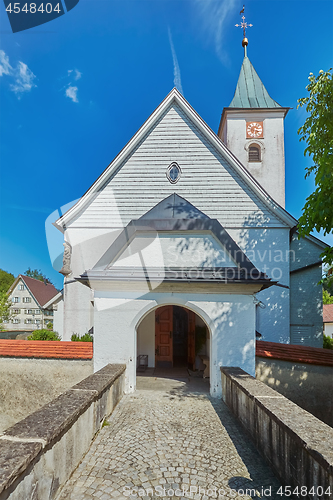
[248, 144, 261, 162]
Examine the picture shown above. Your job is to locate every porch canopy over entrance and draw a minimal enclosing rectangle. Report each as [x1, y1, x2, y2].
[77, 193, 275, 293]
[76, 194, 276, 396]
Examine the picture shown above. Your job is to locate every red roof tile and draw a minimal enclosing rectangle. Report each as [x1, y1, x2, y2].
[323, 304, 333, 323]
[0, 340, 93, 359]
[19, 275, 59, 307]
[256, 340, 333, 367]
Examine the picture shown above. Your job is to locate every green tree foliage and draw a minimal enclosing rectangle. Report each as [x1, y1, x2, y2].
[323, 289, 333, 305]
[71, 332, 93, 342]
[24, 268, 53, 285]
[27, 329, 61, 341]
[0, 291, 14, 330]
[322, 266, 333, 296]
[297, 68, 333, 266]
[0, 269, 15, 293]
[323, 334, 333, 350]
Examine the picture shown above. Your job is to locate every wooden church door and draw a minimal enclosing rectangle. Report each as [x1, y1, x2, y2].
[155, 306, 173, 367]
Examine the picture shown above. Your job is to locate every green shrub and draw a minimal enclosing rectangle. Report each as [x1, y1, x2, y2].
[323, 334, 333, 349]
[71, 333, 93, 342]
[27, 329, 61, 341]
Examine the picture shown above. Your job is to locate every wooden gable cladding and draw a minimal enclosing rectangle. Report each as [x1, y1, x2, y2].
[69, 103, 287, 230]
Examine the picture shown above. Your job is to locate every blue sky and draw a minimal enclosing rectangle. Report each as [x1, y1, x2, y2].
[0, 0, 332, 290]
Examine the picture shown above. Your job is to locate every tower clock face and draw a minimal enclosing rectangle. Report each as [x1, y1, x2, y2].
[246, 121, 263, 138]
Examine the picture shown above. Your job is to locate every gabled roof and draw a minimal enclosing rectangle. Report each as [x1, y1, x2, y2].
[8, 275, 59, 308]
[229, 56, 281, 108]
[43, 290, 63, 309]
[323, 304, 333, 323]
[54, 88, 297, 231]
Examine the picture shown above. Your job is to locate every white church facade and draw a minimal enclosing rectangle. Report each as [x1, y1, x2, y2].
[54, 51, 325, 397]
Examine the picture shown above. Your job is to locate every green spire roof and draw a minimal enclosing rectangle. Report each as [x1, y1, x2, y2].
[229, 56, 281, 108]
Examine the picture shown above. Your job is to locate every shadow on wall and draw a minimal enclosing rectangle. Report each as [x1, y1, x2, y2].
[256, 357, 333, 427]
[238, 212, 291, 344]
[238, 212, 322, 347]
[170, 209, 292, 347]
[212, 300, 255, 373]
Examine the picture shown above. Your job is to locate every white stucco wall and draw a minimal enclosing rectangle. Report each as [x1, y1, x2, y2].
[94, 291, 256, 397]
[53, 297, 64, 339]
[137, 312, 155, 368]
[62, 281, 93, 340]
[222, 110, 286, 208]
[61, 227, 120, 339]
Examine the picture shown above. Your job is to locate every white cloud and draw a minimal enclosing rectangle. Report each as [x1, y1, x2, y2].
[0, 50, 13, 76]
[10, 61, 37, 95]
[66, 85, 79, 103]
[64, 69, 82, 101]
[74, 69, 82, 80]
[168, 28, 184, 95]
[0, 50, 37, 97]
[68, 68, 81, 80]
[194, 0, 238, 63]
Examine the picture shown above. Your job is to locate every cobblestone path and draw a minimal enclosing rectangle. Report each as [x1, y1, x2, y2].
[57, 375, 284, 500]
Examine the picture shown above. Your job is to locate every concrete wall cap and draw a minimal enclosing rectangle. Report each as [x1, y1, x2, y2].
[2, 364, 125, 444]
[221, 366, 333, 474]
[0, 440, 42, 495]
[73, 364, 126, 394]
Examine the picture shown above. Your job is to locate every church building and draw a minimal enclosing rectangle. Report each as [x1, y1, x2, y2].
[54, 39, 325, 397]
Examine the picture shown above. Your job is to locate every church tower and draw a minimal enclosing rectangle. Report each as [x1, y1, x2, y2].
[218, 25, 289, 208]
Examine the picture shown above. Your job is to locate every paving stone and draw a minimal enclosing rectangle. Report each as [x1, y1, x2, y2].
[56, 378, 287, 500]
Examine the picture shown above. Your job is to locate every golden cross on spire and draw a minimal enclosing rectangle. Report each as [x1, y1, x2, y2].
[235, 6, 253, 54]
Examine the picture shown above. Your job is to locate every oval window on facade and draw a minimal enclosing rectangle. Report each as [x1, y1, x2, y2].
[166, 162, 181, 184]
[248, 144, 261, 162]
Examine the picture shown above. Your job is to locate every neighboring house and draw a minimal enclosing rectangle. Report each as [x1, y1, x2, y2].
[323, 304, 333, 338]
[44, 290, 64, 338]
[53, 44, 326, 396]
[6, 275, 59, 332]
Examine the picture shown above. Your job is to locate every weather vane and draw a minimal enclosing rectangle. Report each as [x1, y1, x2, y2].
[235, 5, 253, 54]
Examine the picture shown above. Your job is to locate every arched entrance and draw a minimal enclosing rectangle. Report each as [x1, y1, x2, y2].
[137, 304, 210, 375]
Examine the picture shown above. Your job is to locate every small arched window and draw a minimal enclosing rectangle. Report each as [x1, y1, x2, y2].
[248, 144, 261, 162]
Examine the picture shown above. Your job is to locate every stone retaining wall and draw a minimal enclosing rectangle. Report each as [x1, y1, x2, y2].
[256, 357, 333, 427]
[0, 364, 126, 500]
[221, 367, 333, 499]
[0, 357, 93, 433]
